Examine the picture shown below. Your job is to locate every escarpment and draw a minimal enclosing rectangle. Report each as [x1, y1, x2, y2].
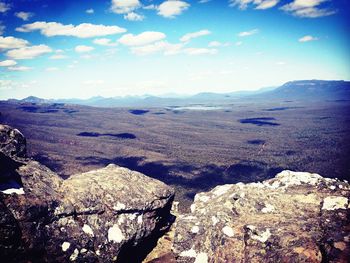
[1, 124, 349, 262]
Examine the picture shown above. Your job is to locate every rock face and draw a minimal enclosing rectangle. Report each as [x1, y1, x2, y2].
[173, 171, 350, 263]
[0, 124, 26, 158]
[0, 125, 175, 262]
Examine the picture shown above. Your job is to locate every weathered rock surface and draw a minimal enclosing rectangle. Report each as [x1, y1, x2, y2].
[0, 124, 26, 159]
[173, 171, 350, 263]
[0, 124, 175, 262]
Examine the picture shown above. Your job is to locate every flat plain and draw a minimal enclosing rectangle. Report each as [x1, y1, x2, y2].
[1, 99, 349, 210]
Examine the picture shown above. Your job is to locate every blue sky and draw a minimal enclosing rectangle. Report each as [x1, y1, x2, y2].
[0, 0, 349, 99]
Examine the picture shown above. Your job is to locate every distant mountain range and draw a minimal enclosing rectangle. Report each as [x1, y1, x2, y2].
[5, 80, 350, 107]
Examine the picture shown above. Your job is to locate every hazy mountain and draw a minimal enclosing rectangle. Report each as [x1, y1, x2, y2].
[4, 80, 349, 107]
[253, 80, 350, 101]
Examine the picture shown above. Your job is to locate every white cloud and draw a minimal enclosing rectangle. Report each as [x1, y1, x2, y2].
[118, 32, 166, 46]
[143, 4, 157, 10]
[235, 41, 243, 46]
[131, 41, 183, 56]
[281, 0, 336, 18]
[110, 0, 141, 14]
[46, 67, 59, 72]
[238, 29, 259, 37]
[86, 9, 94, 14]
[93, 38, 118, 46]
[8, 66, 32, 71]
[229, 0, 279, 10]
[199, 0, 212, 3]
[124, 12, 145, 21]
[0, 2, 10, 13]
[16, 22, 126, 38]
[49, 54, 68, 59]
[157, 0, 190, 18]
[15, 12, 34, 21]
[180, 30, 211, 42]
[75, 45, 94, 53]
[255, 0, 279, 9]
[0, 60, 17, 67]
[298, 35, 318, 42]
[0, 36, 29, 49]
[183, 48, 218, 55]
[6, 45, 52, 60]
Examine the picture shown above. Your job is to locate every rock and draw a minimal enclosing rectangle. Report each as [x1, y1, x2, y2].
[0, 124, 26, 159]
[173, 170, 350, 262]
[0, 125, 175, 262]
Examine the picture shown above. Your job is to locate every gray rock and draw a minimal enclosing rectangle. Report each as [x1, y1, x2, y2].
[0, 125, 175, 262]
[0, 124, 26, 159]
[173, 170, 350, 263]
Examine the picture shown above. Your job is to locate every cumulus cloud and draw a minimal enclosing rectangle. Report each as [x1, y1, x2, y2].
[75, 45, 94, 53]
[229, 0, 279, 10]
[93, 38, 118, 46]
[0, 2, 10, 13]
[6, 44, 52, 60]
[49, 54, 68, 59]
[238, 29, 259, 37]
[183, 47, 217, 55]
[7, 66, 32, 71]
[208, 41, 230, 47]
[281, 0, 336, 18]
[0, 60, 17, 67]
[157, 0, 190, 18]
[298, 35, 318, 42]
[110, 0, 141, 14]
[118, 32, 166, 46]
[0, 36, 29, 49]
[16, 22, 126, 38]
[180, 30, 211, 42]
[86, 9, 94, 14]
[255, 0, 280, 9]
[15, 12, 34, 21]
[131, 41, 183, 56]
[124, 12, 145, 21]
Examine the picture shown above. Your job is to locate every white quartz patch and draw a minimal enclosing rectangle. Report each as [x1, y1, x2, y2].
[180, 248, 197, 258]
[322, 196, 349, 210]
[108, 224, 125, 243]
[261, 203, 275, 213]
[195, 252, 208, 263]
[1, 188, 24, 195]
[191, 226, 200, 234]
[113, 202, 126, 210]
[82, 224, 94, 236]
[222, 226, 234, 237]
[61, 241, 70, 252]
[69, 248, 79, 261]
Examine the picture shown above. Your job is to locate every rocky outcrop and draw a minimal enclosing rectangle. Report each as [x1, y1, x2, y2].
[173, 171, 350, 263]
[0, 124, 175, 262]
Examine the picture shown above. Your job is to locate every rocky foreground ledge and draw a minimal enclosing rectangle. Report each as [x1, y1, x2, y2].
[1, 124, 350, 263]
[172, 171, 350, 263]
[0, 124, 175, 262]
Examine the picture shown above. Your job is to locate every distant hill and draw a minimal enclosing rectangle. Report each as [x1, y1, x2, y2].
[4, 80, 349, 107]
[253, 80, 350, 101]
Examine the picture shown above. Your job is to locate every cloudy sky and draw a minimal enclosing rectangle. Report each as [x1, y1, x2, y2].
[0, 0, 349, 99]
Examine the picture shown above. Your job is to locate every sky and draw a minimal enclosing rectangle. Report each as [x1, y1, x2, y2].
[0, 0, 349, 99]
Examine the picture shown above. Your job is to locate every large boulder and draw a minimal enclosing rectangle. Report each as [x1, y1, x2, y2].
[0, 125, 175, 262]
[173, 171, 350, 263]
